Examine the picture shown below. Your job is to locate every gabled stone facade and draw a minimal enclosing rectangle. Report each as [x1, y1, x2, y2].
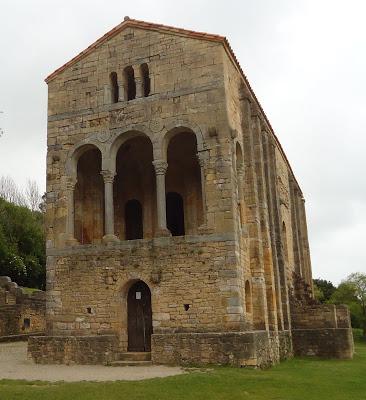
[29, 18, 353, 366]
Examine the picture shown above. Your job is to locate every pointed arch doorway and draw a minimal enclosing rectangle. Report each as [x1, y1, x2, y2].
[127, 280, 152, 352]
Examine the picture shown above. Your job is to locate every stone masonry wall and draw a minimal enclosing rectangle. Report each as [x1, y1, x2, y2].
[28, 335, 118, 364]
[46, 26, 234, 250]
[0, 276, 46, 337]
[152, 331, 281, 368]
[35, 20, 352, 366]
[47, 234, 253, 351]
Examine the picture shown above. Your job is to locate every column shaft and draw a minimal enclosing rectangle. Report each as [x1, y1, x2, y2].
[101, 171, 118, 243]
[153, 160, 170, 236]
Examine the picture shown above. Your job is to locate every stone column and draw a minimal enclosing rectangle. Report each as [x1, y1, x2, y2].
[118, 79, 126, 102]
[197, 150, 209, 228]
[152, 160, 170, 236]
[65, 177, 78, 245]
[101, 170, 118, 243]
[135, 77, 143, 98]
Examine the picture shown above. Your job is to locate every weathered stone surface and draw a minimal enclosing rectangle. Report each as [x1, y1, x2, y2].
[30, 19, 353, 367]
[28, 335, 118, 365]
[292, 329, 354, 359]
[0, 277, 45, 338]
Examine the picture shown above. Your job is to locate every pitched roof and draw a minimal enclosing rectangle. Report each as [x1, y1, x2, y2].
[45, 17, 302, 193]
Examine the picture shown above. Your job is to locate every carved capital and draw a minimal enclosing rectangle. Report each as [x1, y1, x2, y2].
[152, 160, 168, 175]
[100, 170, 115, 184]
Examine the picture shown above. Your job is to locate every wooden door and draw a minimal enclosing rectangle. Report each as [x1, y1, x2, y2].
[127, 281, 152, 352]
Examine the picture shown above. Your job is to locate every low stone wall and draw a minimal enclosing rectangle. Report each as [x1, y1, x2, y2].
[292, 328, 354, 359]
[151, 331, 281, 368]
[0, 276, 46, 338]
[28, 335, 119, 365]
[0, 305, 21, 336]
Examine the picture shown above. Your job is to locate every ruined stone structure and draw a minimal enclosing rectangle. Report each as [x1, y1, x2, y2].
[29, 18, 353, 366]
[0, 276, 45, 338]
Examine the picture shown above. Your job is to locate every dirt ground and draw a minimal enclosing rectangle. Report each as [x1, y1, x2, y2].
[0, 341, 184, 382]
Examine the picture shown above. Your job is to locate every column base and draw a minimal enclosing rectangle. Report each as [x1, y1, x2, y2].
[155, 228, 171, 237]
[65, 237, 79, 247]
[102, 234, 120, 244]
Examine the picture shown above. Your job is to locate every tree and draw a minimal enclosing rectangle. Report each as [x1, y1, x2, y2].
[25, 179, 41, 211]
[0, 176, 27, 206]
[313, 278, 336, 303]
[329, 273, 366, 337]
[0, 197, 45, 289]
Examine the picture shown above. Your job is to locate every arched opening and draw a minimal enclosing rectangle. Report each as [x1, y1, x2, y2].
[127, 280, 152, 352]
[245, 280, 252, 315]
[235, 142, 244, 226]
[123, 66, 136, 101]
[125, 199, 143, 240]
[282, 221, 289, 265]
[140, 63, 150, 97]
[114, 135, 155, 240]
[110, 72, 119, 103]
[235, 142, 243, 172]
[166, 192, 185, 236]
[74, 147, 104, 244]
[166, 130, 203, 235]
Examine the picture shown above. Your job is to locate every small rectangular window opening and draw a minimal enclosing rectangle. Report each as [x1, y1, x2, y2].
[184, 304, 190, 311]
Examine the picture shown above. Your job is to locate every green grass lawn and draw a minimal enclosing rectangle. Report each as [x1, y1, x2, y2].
[1, 341, 365, 400]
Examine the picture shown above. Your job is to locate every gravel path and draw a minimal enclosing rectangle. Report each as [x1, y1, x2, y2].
[0, 342, 184, 382]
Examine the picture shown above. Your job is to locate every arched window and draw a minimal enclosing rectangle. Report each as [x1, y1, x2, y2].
[124, 66, 136, 101]
[166, 130, 203, 235]
[114, 135, 155, 240]
[282, 221, 289, 264]
[74, 147, 104, 244]
[125, 199, 143, 240]
[110, 72, 119, 103]
[166, 192, 185, 236]
[235, 142, 243, 173]
[140, 63, 150, 97]
[245, 280, 252, 314]
[235, 142, 244, 225]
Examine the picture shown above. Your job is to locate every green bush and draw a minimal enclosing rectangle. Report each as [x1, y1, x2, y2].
[0, 198, 45, 289]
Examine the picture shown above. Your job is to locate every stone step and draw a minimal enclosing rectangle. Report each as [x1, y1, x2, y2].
[110, 360, 153, 367]
[118, 352, 151, 361]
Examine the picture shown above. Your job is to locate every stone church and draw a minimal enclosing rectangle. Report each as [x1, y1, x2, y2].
[29, 18, 353, 366]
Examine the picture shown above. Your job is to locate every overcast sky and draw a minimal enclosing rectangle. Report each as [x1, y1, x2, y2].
[0, 0, 365, 284]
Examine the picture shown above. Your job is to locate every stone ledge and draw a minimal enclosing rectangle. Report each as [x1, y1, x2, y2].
[28, 335, 119, 365]
[0, 332, 44, 343]
[47, 232, 236, 255]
